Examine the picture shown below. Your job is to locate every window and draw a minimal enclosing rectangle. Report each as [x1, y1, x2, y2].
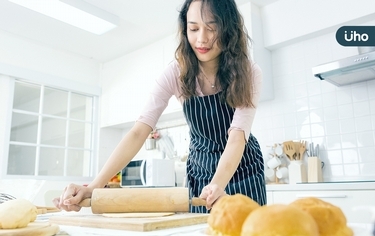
[7, 80, 97, 178]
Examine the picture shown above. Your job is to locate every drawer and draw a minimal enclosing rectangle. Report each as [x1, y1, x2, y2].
[272, 190, 375, 223]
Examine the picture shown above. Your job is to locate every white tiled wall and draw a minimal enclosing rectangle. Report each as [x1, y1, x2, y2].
[252, 20, 375, 182]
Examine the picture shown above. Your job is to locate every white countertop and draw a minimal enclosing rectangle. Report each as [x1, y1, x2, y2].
[266, 181, 375, 191]
[38, 211, 208, 236]
[37, 212, 374, 236]
[57, 223, 207, 236]
[55, 223, 373, 236]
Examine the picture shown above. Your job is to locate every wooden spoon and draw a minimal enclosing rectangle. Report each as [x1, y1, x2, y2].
[283, 141, 296, 161]
[294, 142, 301, 160]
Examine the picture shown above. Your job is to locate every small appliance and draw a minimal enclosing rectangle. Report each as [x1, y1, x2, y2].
[120, 158, 175, 187]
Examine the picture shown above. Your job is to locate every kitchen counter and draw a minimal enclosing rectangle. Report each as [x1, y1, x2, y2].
[37, 212, 374, 236]
[57, 223, 207, 236]
[36, 211, 207, 236]
[55, 223, 374, 236]
[266, 181, 375, 191]
[38, 212, 208, 236]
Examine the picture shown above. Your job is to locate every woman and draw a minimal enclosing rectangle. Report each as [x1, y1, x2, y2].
[54, 0, 266, 213]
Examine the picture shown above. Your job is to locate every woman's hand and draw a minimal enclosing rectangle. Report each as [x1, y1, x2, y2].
[53, 183, 93, 212]
[199, 184, 227, 210]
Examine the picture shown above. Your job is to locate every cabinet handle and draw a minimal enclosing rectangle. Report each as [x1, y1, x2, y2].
[295, 194, 347, 199]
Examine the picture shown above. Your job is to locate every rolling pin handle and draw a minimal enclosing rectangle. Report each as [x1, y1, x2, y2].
[190, 197, 206, 206]
[78, 198, 91, 207]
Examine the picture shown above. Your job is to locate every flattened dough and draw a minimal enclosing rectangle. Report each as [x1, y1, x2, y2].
[102, 212, 175, 218]
[0, 199, 37, 229]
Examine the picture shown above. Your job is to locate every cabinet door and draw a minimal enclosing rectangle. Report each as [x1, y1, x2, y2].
[266, 191, 273, 205]
[272, 190, 375, 223]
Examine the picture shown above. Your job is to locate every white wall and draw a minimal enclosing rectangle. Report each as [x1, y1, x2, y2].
[252, 18, 375, 181]
[100, 35, 177, 127]
[0, 75, 13, 178]
[0, 30, 101, 201]
[251, 0, 375, 182]
[0, 30, 100, 86]
[261, 0, 375, 49]
[241, 2, 274, 102]
[98, 1, 375, 183]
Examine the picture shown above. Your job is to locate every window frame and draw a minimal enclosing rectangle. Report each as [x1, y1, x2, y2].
[2, 76, 100, 182]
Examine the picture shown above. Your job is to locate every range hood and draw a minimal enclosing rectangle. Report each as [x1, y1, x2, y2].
[312, 48, 375, 86]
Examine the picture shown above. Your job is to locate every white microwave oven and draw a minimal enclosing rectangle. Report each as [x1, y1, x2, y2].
[121, 159, 176, 187]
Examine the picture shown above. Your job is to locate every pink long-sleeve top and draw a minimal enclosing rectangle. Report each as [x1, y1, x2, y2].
[137, 60, 263, 141]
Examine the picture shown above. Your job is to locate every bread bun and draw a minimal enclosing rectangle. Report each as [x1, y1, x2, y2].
[208, 194, 260, 236]
[241, 204, 319, 236]
[290, 197, 353, 236]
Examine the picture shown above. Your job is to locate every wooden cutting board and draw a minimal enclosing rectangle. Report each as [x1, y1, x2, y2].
[0, 222, 60, 236]
[49, 213, 209, 232]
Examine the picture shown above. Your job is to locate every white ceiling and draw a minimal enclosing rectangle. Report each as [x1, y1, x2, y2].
[0, 0, 278, 63]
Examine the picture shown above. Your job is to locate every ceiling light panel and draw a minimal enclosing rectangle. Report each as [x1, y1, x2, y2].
[8, 0, 119, 35]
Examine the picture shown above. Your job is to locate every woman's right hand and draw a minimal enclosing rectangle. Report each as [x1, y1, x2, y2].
[53, 183, 94, 212]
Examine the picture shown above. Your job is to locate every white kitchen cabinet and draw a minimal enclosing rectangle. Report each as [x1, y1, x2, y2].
[100, 40, 164, 127]
[270, 189, 375, 223]
[239, 3, 274, 102]
[266, 190, 273, 205]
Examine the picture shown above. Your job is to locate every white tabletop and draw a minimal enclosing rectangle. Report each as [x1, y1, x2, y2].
[38, 211, 208, 236]
[38, 212, 374, 236]
[54, 223, 374, 236]
[57, 224, 207, 236]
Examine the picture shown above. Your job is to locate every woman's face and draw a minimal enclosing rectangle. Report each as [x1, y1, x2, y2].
[186, 1, 221, 64]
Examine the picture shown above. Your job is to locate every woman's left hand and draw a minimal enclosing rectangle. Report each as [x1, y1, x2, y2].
[199, 184, 227, 210]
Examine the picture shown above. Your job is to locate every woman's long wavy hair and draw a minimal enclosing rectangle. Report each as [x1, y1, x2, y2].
[176, 0, 255, 108]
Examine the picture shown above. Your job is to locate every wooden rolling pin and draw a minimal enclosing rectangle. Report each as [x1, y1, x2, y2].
[78, 187, 207, 214]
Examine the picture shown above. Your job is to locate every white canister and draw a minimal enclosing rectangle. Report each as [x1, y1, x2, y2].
[307, 156, 323, 182]
[288, 160, 307, 184]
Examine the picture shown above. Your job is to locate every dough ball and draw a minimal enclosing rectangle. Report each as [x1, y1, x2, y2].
[0, 198, 38, 229]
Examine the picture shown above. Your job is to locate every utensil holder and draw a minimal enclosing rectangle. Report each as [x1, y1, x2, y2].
[308, 156, 323, 182]
[288, 160, 307, 184]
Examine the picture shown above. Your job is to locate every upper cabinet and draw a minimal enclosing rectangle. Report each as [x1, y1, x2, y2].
[100, 2, 273, 128]
[100, 40, 164, 127]
[239, 3, 274, 103]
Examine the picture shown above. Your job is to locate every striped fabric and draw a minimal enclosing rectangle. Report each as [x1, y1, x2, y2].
[183, 92, 266, 213]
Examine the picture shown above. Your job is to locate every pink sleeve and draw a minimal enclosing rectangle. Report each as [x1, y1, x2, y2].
[136, 61, 182, 129]
[228, 62, 263, 141]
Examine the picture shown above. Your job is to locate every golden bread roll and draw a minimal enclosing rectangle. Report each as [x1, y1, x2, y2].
[0, 198, 38, 229]
[208, 194, 260, 236]
[290, 197, 353, 236]
[241, 204, 319, 236]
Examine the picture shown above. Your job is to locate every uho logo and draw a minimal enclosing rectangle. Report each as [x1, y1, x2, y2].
[336, 26, 375, 46]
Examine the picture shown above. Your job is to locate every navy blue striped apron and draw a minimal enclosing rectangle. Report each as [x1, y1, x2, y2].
[183, 92, 266, 213]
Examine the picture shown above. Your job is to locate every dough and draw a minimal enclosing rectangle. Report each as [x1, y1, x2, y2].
[0, 198, 37, 229]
